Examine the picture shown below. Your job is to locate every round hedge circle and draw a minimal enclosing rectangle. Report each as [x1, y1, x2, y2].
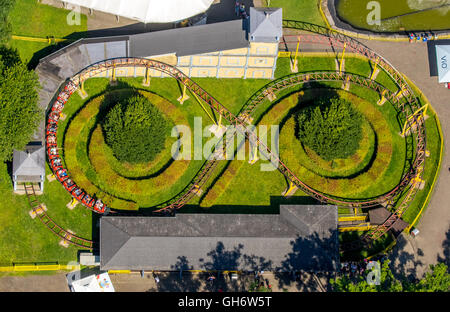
[295, 95, 364, 161]
[102, 94, 169, 163]
[278, 89, 405, 199]
[63, 89, 193, 210]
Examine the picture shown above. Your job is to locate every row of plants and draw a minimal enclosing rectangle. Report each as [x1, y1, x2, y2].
[63, 89, 199, 210]
[279, 89, 401, 199]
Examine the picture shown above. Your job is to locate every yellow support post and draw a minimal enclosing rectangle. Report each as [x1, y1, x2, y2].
[370, 58, 379, 80]
[396, 85, 407, 99]
[283, 180, 298, 197]
[401, 104, 428, 136]
[177, 84, 190, 105]
[191, 91, 216, 125]
[143, 67, 151, 86]
[248, 143, 259, 165]
[291, 37, 300, 72]
[377, 89, 387, 106]
[80, 80, 86, 96]
[339, 42, 346, 75]
[111, 65, 117, 83]
[218, 114, 222, 129]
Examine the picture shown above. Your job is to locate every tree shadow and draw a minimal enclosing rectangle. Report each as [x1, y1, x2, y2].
[273, 230, 339, 291]
[387, 233, 423, 282]
[437, 227, 450, 267]
[147, 256, 203, 292]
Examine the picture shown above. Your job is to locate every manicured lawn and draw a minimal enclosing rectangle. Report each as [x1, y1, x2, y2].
[0, 162, 85, 265]
[9, 0, 87, 66]
[0, 53, 442, 264]
[266, 0, 326, 26]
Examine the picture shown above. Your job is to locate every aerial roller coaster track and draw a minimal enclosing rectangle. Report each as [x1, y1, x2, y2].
[23, 183, 94, 250]
[42, 20, 428, 251]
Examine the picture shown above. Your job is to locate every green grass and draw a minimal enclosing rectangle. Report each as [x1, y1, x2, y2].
[0, 163, 86, 265]
[0, 53, 442, 264]
[9, 0, 88, 65]
[266, 0, 326, 26]
[279, 89, 402, 199]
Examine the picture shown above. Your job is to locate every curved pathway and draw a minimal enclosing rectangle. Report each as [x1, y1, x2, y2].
[361, 39, 450, 278]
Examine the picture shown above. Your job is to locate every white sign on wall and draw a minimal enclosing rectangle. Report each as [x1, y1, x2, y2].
[436, 45, 450, 83]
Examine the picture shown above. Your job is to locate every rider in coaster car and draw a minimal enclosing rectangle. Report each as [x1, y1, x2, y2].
[47, 135, 56, 144]
[52, 158, 62, 167]
[57, 169, 67, 177]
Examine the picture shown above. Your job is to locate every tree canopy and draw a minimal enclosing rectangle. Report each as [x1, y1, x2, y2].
[296, 96, 363, 161]
[331, 261, 450, 292]
[0, 46, 41, 162]
[0, 0, 15, 44]
[102, 94, 169, 163]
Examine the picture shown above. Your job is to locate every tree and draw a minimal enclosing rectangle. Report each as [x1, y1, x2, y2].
[331, 261, 450, 292]
[0, 46, 41, 162]
[0, 0, 15, 44]
[406, 263, 450, 292]
[102, 95, 169, 163]
[330, 260, 403, 292]
[296, 96, 363, 161]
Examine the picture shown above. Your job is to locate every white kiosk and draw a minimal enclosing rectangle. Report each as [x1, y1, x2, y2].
[68, 272, 115, 292]
[436, 45, 450, 88]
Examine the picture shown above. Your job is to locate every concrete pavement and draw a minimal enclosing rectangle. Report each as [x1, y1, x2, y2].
[360, 39, 450, 279]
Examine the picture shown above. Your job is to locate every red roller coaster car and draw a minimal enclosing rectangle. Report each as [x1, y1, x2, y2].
[93, 199, 107, 213]
[46, 134, 57, 147]
[46, 123, 57, 135]
[51, 100, 64, 113]
[48, 112, 60, 123]
[47, 147, 59, 160]
[82, 194, 95, 208]
[63, 179, 76, 192]
[71, 187, 85, 201]
[50, 157, 62, 169]
[55, 168, 69, 182]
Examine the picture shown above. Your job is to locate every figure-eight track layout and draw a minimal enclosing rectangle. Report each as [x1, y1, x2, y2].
[44, 21, 427, 252]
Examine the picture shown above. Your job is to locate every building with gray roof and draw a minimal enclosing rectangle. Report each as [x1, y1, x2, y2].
[12, 143, 45, 193]
[100, 205, 339, 272]
[129, 19, 248, 58]
[18, 6, 282, 194]
[249, 7, 282, 43]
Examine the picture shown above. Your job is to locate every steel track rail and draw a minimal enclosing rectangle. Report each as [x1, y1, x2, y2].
[279, 20, 428, 251]
[23, 183, 94, 250]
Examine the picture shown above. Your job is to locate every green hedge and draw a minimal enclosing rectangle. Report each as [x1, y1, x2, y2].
[102, 94, 169, 163]
[63, 89, 194, 210]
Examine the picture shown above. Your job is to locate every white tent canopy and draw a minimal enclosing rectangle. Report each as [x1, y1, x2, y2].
[63, 0, 214, 23]
[70, 273, 115, 292]
[436, 45, 450, 83]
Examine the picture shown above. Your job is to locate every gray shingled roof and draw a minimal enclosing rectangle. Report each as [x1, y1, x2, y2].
[12, 144, 45, 179]
[249, 7, 282, 43]
[129, 19, 248, 57]
[100, 205, 339, 272]
[368, 207, 409, 237]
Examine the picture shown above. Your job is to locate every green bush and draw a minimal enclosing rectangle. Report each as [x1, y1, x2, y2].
[296, 96, 363, 161]
[102, 95, 169, 163]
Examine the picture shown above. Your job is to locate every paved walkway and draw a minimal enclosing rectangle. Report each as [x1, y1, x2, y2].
[0, 273, 69, 292]
[360, 39, 450, 279]
[0, 270, 328, 292]
[109, 271, 328, 292]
